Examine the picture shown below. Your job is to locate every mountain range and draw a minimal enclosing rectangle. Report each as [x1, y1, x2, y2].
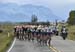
[0, 3, 62, 22]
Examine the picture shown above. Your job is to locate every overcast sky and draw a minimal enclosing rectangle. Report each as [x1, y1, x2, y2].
[0, 0, 75, 20]
[0, 0, 75, 6]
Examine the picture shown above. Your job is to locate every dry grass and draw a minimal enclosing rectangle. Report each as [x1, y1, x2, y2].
[67, 25, 75, 40]
[0, 24, 14, 52]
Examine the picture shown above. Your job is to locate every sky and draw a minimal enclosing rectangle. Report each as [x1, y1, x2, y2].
[0, 0, 75, 21]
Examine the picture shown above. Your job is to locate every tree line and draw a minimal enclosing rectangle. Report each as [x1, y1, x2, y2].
[67, 10, 75, 25]
[19, 14, 50, 26]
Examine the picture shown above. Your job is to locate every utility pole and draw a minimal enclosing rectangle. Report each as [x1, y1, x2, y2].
[55, 19, 58, 26]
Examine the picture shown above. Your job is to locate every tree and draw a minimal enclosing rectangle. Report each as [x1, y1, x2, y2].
[46, 20, 50, 26]
[55, 19, 58, 26]
[31, 15, 38, 23]
[67, 11, 75, 25]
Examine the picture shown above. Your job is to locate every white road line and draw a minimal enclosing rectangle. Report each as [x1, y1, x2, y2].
[7, 37, 16, 52]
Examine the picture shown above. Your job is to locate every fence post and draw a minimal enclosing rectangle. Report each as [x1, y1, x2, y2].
[8, 32, 10, 37]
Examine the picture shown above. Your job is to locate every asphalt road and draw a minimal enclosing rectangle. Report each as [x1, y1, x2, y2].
[51, 36, 75, 52]
[10, 39, 53, 52]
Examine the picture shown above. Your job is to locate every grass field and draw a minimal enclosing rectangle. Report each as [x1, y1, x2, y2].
[67, 25, 75, 40]
[0, 24, 14, 52]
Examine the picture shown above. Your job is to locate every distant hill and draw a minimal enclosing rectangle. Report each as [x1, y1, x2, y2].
[0, 3, 62, 22]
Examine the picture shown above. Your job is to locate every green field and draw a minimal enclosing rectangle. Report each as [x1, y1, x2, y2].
[0, 24, 14, 52]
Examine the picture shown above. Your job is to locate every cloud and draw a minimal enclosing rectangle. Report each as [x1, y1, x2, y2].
[0, 0, 75, 6]
[0, 0, 75, 10]
[0, 0, 75, 21]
